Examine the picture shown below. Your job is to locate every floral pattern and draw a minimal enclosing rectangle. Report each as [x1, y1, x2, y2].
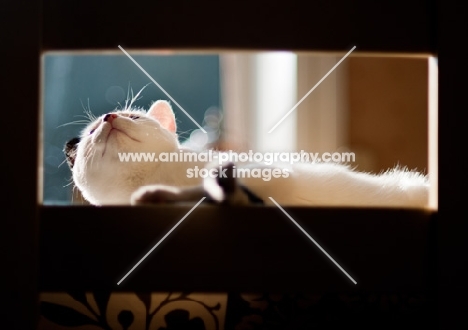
[39, 291, 433, 330]
[39, 292, 226, 330]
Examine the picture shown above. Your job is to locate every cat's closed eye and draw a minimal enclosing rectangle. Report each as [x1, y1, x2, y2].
[129, 114, 140, 120]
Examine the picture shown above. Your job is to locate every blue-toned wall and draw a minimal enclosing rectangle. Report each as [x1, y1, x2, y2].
[43, 54, 221, 203]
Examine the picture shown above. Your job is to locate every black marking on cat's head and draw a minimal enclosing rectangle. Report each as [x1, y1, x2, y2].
[64, 137, 81, 169]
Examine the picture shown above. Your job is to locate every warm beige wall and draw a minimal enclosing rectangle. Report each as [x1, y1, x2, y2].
[347, 57, 428, 174]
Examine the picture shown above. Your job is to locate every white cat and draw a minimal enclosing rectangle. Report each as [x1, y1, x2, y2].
[64, 99, 429, 208]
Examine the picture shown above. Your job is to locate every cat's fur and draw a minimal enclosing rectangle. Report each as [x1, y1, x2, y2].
[64, 100, 429, 208]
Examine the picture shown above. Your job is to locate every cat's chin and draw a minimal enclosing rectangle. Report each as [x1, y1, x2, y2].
[83, 192, 132, 206]
[107, 128, 140, 143]
[74, 158, 162, 205]
[78, 180, 135, 205]
[96, 132, 138, 158]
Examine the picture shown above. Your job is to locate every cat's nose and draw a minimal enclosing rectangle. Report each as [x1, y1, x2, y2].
[103, 113, 117, 123]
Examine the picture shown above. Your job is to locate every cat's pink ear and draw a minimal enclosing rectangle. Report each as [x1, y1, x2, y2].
[147, 100, 176, 133]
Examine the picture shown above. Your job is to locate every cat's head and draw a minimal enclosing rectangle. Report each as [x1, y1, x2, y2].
[64, 100, 179, 205]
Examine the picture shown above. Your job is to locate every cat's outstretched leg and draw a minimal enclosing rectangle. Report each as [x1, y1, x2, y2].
[131, 163, 264, 205]
[131, 184, 206, 205]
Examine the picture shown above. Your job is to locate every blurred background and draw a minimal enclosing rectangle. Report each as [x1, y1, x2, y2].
[42, 52, 431, 204]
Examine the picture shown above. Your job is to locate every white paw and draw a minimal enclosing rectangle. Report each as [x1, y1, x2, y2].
[130, 185, 181, 205]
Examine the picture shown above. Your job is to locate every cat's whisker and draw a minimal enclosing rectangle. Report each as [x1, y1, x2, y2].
[126, 83, 151, 110]
[134, 83, 150, 102]
[62, 174, 75, 190]
[71, 184, 79, 203]
[85, 110, 97, 123]
[63, 180, 75, 188]
[80, 98, 97, 122]
[125, 82, 131, 110]
[73, 114, 93, 121]
[116, 101, 123, 110]
[80, 99, 90, 115]
[57, 120, 91, 128]
[127, 86, 136, 110]
[177, 128, 192, 138]
[177, 130, 193, 144]
[80, 98, 86, 111]
[58, 158, 68, 168]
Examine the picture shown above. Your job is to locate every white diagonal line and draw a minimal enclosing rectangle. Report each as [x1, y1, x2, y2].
[268, 46, 356, 133]
[117, 197, 206, 285]
[269, 197, 357, 284]
[118, 45, 207, 133]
